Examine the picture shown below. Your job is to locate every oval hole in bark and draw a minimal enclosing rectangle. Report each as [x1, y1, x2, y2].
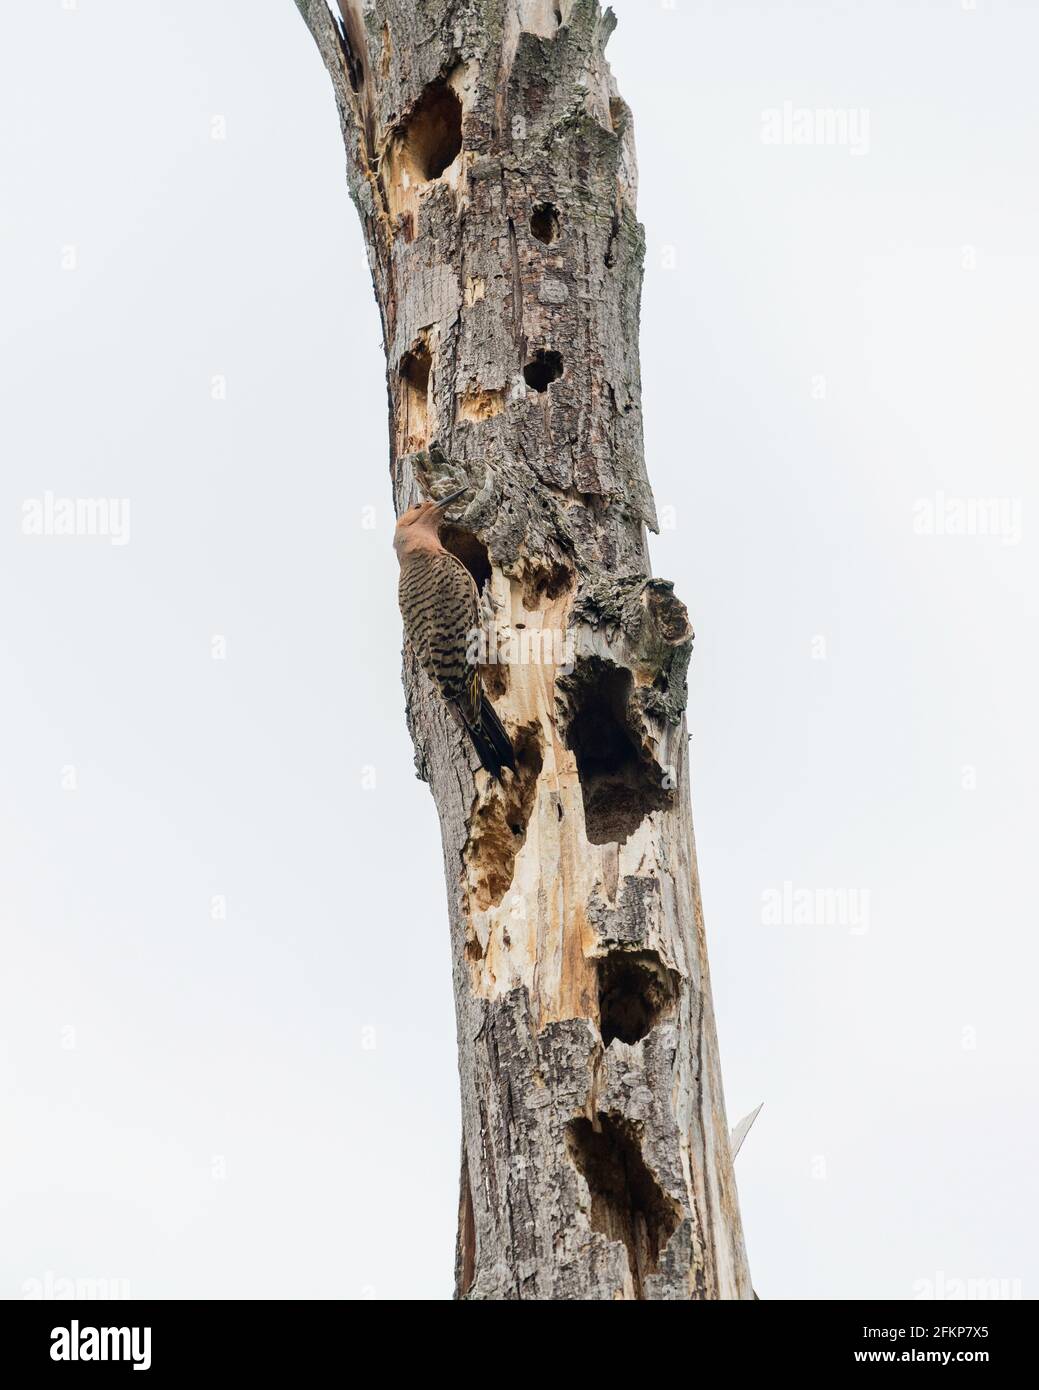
[561, 658, 671, 845]
[398, 343, 432, 452]
[530, 202, 560, 244]
[523, 350, 564, 392]
[399, 344, 431, 393]
[598, 950, 678, 1046]
[399, 81, 463, 182]
[566, 1115, 681, 1299]
[439, 525, 491, 593]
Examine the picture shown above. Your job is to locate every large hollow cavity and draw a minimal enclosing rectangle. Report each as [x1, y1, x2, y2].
[523, 350, 564, 393]
[397, 81, 462, 183]
[530, 202, 561, 245]
[598, 949, 678, 1046]
[562, 658, 671, 845]
[439, 525, 491, 594]
[567, 1115, 681, 1299]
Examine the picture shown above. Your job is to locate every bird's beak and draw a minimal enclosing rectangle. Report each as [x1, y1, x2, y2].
[432, 486, 468, 510]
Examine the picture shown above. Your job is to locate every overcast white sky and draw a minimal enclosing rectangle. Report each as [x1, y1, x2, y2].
[2, 0, 1037, 1300]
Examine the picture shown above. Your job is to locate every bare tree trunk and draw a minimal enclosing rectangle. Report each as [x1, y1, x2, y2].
[295, 0, 753, 1300]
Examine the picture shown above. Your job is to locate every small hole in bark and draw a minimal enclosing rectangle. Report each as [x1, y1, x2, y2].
[567, 1115, 681, 1300]
[398, 343, 432, 452]
[530, 202, 560, 245]
[598, 950, 678, 1046]
[561, 658, 672, 845]
[398, 81, 463, 182]
[523, 350, 564, 393]
[440, 525, 491, 594]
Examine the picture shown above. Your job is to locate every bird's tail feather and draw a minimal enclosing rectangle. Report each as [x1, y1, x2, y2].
[463, 693, 517, 783]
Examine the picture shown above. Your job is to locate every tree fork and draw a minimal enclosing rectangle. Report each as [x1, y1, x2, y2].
[295, 0, 753, 1300]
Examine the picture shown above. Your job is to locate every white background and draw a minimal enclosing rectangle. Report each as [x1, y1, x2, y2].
[2, 0, 1036, 1300]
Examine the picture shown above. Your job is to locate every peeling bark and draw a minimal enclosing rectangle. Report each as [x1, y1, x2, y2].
[295, 0, 753, 1300]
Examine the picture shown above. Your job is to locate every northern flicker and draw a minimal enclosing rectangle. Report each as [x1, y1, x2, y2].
[393, 489, 516, 781]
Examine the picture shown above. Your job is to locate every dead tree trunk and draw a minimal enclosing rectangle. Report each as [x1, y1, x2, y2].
[295, 0, 753, 1300]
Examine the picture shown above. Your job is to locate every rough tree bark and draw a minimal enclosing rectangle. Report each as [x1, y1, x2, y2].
[295, 0, 753, 1300]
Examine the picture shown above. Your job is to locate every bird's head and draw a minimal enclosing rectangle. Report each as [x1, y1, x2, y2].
[393, 487, 468, 560]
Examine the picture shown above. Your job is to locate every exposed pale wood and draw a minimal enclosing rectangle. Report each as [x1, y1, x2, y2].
[295, 0, 753, 1300]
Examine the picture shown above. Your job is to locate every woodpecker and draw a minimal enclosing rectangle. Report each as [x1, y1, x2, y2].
[393, 488, 516, 782]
